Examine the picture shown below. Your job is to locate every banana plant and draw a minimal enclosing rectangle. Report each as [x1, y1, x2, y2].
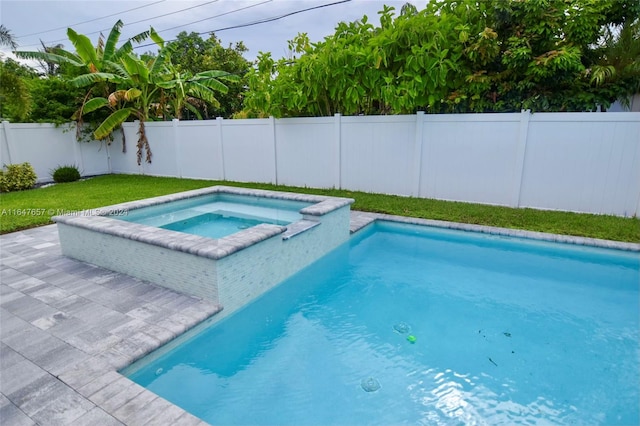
[157, 65, 240, 119]
[15, 20, 148, 74]
[73, 30, 238, 164]
[71, 32, 170, 164]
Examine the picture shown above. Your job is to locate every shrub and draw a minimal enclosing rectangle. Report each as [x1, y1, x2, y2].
[0, 162, 37, 192]
[52, 165, 81, 183]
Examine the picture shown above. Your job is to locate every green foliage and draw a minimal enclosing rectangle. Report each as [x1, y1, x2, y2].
[0, 59, 34, 121]
[0, 163, 37, 192]
[244, 0, 640, 116]
[26, 77, 88, 124]
[15, 22, 242, 164]
[164, 32, 252, 118]
[52, 165, 81, 183]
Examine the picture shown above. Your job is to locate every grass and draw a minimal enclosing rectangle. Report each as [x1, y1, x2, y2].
[0, 174, 638, 242]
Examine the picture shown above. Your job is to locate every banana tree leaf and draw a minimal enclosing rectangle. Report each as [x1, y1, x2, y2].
[129, 30, 150, 45]
[195, 71, 240, 82]
[71, 72, 123, 87]
[67, 28, 98, 67]
[149, 27, 164, 48]
[187, 82, 220, 108]
[125, 88, 142, 100]
[189, 76, 229, 93]
[184, 101, 203, 120]
[14, 51, 84, 68]
[104, 20, 124, 62]
[149, 47, 172, 78]
[105, 60, 130, 80]
[94, 108, 134, 140]
[82, 97, 109, 114]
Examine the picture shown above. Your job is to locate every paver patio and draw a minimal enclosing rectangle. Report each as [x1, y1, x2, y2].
[0, 224, 222, 425]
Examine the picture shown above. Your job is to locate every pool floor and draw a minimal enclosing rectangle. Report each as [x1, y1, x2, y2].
[125, 222, 640, 425]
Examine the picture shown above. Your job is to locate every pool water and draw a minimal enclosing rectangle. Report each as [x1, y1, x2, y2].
[124, 222, 640, 425]
[160, 212, 288, 240]
[116, 193, 308, 238]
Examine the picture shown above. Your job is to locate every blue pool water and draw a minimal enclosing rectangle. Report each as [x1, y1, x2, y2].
[116, 193, 308, 238]
[160, 213, 288, 240]
[124, 222, 640, 425]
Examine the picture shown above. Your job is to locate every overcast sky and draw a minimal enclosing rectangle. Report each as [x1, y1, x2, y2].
[1, 0, 423, 68]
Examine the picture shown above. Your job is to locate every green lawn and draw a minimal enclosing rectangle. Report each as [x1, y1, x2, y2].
[0, 174, 638, 242]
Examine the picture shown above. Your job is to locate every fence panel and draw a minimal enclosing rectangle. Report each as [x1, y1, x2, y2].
[220, 118, 276, 183]
[109, 124, 141, 175]
[341, 115, 416, 196]
[275, 117, 336, 188]
[519, 113, 640, 216]
[1, 113, 638, 216]
[177, 120, 224, 181]
[420, 114, 521, 206]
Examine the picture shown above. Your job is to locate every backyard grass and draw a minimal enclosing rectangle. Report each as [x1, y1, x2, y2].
[0, 174, 638, 242]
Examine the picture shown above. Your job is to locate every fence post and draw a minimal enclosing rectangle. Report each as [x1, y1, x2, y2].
[1, 121, 13, 165]
[511, 110, 531, 207]
[412, 111, 425, 196]
[270, 116, 278, 184]
[334, 113, 342, 189]
[216, 117, 225, 180]
[105, 139, 112, 174]
[172, 118, 182, 178]
[71, 123, 85, 176]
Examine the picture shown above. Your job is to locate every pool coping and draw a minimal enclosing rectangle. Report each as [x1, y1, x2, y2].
[349, 211, 640, 252]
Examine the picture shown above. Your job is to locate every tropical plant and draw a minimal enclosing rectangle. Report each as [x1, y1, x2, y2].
[70, 30, 236, 164]
[165, 32, 251, 118]
[0, 24, 17, 50]
[243, 0, 640, 116]
[0, 162, 37, 192]
[15, 22, 239, 163]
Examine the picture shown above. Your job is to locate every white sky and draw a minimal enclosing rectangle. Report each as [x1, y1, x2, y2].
[1, 0, 423, 68]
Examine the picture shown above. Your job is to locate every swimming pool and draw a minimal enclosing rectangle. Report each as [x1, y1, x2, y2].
[123, 221, 640, 425]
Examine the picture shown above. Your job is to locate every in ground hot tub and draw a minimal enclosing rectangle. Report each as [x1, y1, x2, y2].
[118, 193, 309, 239]
[54, 186, 354, 318]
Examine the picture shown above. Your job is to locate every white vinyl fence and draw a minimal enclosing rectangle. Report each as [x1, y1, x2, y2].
[1, 111, 639, 217]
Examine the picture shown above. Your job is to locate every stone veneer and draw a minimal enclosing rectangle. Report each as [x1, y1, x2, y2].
[54, 186, 354, 318]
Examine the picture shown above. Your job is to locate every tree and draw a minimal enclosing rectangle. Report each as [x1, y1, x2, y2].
[71, 30, 236, 164]
[164, 32, 251, 118]
[0, 26, 32, 121]
[15, 22, 237, 163]
[0, 25, 17, 50]
[0, 59, 33, 120]
[243, 0, 640, 116]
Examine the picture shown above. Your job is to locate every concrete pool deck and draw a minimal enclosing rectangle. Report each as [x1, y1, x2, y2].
[1, 212, 637, 426]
